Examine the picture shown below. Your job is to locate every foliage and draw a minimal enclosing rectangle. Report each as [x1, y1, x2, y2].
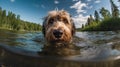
[81, 18, 120, 31]
[80, 0, 120, 31]
[98, 18, 120, 31]
[85, 14, 94, 27]
[100, 7, 111, 19]
[94, 10, 100, 22]
[110, 0, 119, 18]
[0, 6, 42, 31]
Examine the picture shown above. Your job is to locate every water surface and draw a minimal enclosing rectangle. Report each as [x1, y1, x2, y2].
[0, 29, 120, 67]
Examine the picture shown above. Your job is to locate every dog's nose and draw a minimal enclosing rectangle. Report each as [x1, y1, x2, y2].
[53, 30, 63, 38]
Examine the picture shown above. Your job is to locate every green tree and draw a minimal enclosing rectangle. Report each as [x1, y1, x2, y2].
[90, 15, 94, 22]
[2, 10, 6, 17]
[82, 24, 84, 28]
[100, 7, 111, 19]
[110, 0, 119, 17]
[0, 7, 2, 25]
[94, 10, 100, 22]
[17, 15, 20, 20]
[0, 6, 41, 31]
[86, 15, 94, 26]
[0, 7, 2, 10]
[87, 17, 91, 25]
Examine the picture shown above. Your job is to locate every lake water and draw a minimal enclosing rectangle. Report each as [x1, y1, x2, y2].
[0, 29, 120, 67]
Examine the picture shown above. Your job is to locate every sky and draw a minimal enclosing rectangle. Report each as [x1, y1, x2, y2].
[0, 0, 119, 28]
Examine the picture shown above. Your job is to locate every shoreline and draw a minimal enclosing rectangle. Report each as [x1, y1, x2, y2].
[0, 27, 41, 32]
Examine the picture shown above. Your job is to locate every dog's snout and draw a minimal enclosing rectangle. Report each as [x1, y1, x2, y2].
[53, 30, 63, 38]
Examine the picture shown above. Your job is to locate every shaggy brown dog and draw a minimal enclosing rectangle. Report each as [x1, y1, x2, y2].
[42, 10, 75, 45]
[41, 10, 78, 56]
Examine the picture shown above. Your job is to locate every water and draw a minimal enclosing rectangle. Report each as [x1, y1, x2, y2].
[0, 29, 120, 67]
[0, 29, 43, 52]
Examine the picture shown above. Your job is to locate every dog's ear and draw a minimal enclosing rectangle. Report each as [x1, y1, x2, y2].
[71, 19, 76, 36]
[42, 17, 47, 37]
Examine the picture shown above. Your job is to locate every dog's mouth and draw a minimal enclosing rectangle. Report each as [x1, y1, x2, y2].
[50, 34, 71, 44]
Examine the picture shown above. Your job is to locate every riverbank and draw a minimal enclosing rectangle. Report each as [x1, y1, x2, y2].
[0, 6, 42, 32]
[80, 18, 120, 31]
[0, 28, 41, 33]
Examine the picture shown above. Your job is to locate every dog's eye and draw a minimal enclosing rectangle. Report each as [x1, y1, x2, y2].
[49, 19, 54, 24]
[63, 19, 68, 24]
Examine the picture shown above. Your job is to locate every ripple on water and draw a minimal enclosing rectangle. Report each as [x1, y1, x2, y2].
[1, 30, 120, 61]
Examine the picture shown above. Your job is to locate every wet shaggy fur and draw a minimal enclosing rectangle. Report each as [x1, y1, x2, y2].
[41, 10, 79, 56]
[42, 10, 76, 44]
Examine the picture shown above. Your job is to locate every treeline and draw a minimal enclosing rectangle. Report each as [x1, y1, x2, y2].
[0, 7, 41, 31]
[80, 0, 120, 31]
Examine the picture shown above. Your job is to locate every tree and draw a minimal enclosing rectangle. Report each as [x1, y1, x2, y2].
[100, 7, 111, 19]
[2, 10, 6, 17]
[17, 15, 20, 20]
[110, 0, 119, 17]
[0, 7, 2, 24]
[0, 7, 2, 11]
[94, 10, 100, 22]
[87, 17, 91, 25]
[86, 15, 94, 26]
[0, 6, 41, 31]
[82, 24, 84, 28]
[90, 14, 94, 22]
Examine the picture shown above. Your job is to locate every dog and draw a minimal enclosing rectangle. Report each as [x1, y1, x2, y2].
[41, 10, 79, 56]
[42, 10, 75, 44]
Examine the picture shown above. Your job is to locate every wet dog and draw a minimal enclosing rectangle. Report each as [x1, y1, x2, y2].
[42, 10, 75, 44]
[41, 10, 79, 56]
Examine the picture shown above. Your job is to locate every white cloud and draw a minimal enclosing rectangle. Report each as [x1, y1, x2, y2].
[72, 14, 89, 28]
[87, 5, 93, 9]
[70, 1, 89, 28]
[54, 0, 59, 4]
[94, 0, 101, 3]
[70, 1, 87, 14]
[10, 0, 15, 2]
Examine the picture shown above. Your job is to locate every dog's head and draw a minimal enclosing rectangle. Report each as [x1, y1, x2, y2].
[42, 10, 75, 44]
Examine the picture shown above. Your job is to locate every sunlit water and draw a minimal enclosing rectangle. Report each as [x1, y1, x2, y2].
[0, 29, 120, 67]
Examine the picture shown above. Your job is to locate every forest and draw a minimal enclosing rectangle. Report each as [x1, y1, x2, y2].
[0, 7, 42, 31]
[80, 0, 120, 31]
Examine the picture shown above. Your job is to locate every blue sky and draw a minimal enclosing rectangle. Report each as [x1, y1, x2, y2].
[0, 0, 119, 28]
